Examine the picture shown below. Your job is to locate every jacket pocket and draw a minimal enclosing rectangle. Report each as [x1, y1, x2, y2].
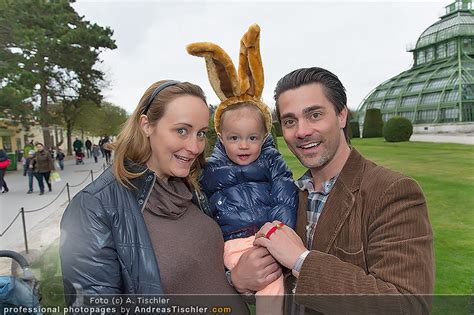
[334, 244, 366, 270]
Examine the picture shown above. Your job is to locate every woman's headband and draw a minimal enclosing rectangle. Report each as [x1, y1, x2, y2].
[142, 80, 181, 115]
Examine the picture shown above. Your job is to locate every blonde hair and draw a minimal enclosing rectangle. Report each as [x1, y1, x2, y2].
[111, 80, 208, 191]
[219, 101, 267, 134]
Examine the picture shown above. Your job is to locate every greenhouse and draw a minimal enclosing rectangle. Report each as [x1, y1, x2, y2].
[357, 0, 474, 125]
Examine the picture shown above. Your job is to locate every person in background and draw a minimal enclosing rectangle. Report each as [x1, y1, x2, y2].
[85, 137, 92, 158]
[49, 146, 55, 159]
[23, 140, 35, 176]
[101, 135, 112, 164]
[73, 137, 83, 154]
[23, 140, 35, 157]
[30, 142, 55, 195]
[0, 148, 10, 193]
[56, 148, 65, 171]
[92, 143, 100, 163]
[98, 137, 105, 157]
[25, 150, 36, 194]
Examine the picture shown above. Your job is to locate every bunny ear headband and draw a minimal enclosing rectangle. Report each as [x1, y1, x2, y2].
[187, 24, 272, 134]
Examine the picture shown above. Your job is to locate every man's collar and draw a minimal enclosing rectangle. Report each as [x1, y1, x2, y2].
[295, 170, 338, 194]
[295, 146, 365, 193]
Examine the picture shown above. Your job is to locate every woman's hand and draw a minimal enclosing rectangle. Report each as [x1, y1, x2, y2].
[254, 221, 307, 270]
[231, 246, 282, 293]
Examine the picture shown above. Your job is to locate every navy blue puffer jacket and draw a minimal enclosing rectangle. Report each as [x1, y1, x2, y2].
[200, 136, 298, 241]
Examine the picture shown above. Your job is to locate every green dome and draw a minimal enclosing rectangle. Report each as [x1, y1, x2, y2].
[357, 0, 474, 125]
[416, 12, 474, 49]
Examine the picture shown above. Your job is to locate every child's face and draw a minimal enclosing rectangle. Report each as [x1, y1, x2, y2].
[220, 107, 266, 166]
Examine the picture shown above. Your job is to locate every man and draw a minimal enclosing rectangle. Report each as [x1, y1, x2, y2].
[73, 137, 83, 154]
[253, 67, 434, 314]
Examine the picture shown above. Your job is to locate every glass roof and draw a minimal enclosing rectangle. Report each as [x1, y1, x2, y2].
[357, 55, 474, 123]
[361, 58, 470, 105]
[416, 12, 474, 49]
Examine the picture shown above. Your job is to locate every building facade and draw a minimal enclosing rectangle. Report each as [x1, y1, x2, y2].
[357, 0, 474, 131]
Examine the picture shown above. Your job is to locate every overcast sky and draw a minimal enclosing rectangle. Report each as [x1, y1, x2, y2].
[72, 0, 446, 113]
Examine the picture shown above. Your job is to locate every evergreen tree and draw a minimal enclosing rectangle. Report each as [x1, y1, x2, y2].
[0, 0, 116, 147]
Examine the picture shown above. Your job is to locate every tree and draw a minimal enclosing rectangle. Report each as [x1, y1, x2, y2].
[74, 100, 102, 139]
[51, 98, 92, 155]
[0, 86, 35, 129]
[0, 0, 116, 148]
[91, 102, 128, 137]
[51, 100, 128, 155]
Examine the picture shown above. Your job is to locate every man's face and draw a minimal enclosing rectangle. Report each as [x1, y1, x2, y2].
[277, 83, 348, 172]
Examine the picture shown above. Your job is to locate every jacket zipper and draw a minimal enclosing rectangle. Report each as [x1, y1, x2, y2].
[140, 173, 156, 213]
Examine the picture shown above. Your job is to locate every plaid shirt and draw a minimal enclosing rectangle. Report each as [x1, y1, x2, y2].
[295, 171, 338, 249]
[287, 171, 338, 315]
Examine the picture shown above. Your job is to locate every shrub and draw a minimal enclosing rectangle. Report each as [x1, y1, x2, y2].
[362, 108, 383, 138]
[349, 121, 360, 139]
[383, 116, 413, 142]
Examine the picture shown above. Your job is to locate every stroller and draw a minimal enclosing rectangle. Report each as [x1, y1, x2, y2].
[0, 250, 42, 314]
[75, 150, 85, 165]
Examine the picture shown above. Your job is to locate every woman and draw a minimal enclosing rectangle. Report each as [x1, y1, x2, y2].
[30, 142, 54, 195]
[59, 80, 249, 312]
[0, 148, 9, 193]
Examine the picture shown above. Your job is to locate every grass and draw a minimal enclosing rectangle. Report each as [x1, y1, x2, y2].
[27, 137, 472, 313]
[278, 137, 474, 295]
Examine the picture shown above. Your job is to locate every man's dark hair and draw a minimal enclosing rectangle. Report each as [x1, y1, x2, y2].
[274, 67, 349, 142]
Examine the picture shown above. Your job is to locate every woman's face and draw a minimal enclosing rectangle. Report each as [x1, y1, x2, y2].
[36, 144, 44, 151]
[141, 95, 209, 182]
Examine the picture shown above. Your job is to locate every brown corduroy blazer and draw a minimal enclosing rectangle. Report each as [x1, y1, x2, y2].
[293, 148, 434, 314]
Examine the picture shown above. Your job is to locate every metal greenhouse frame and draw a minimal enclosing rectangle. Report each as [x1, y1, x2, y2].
[357, 0, 474, 125]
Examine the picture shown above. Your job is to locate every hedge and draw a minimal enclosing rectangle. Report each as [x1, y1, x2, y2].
[349, 121, 360, 139]
[362, 108, 383, 138]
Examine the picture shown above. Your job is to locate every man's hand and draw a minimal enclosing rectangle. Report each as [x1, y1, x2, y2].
[231, 246, 282, 293]
[254, 221, 307, 270]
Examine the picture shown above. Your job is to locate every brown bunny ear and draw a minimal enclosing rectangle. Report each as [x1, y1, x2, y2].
[238, 24, 264, 99]
[187, 42, 240, 101]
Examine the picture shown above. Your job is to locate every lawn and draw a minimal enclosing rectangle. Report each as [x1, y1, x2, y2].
[278, 137, 474, 295]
